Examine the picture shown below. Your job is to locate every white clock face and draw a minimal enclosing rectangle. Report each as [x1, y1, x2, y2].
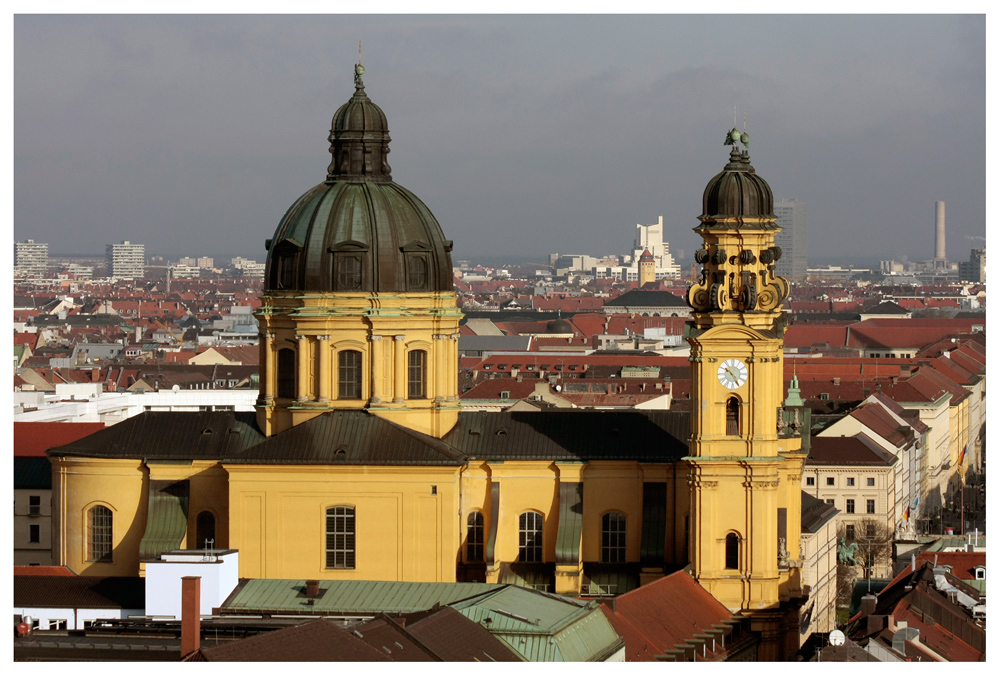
[717, 359, 748, 389]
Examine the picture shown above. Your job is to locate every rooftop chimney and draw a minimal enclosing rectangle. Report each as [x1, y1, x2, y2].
[181, 576, 201, 658]
[860, 594, 878, 619]
[305, 579, 320, 597]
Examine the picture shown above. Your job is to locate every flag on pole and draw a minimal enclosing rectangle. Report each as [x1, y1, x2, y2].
[959, 438, 971, 466]
[905, 505, 910, 521]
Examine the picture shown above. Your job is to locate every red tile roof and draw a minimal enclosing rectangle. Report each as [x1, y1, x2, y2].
[14, 422, 106, 457]
[13, 566, 76, 576]
[808, 435, 897, 466]
[599, 569, 733, 661]
[914, 551, 985, 580]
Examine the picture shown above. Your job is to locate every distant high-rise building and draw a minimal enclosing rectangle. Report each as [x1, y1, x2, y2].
[106, 240, 146, 279]
[773, 199, 807, 280]
[178, 256, 197, 267]
[14, 239, 49, 278]
[197, 256, 215, 269]
[633, 216, 681, 279]
[959, 248, 986, 283]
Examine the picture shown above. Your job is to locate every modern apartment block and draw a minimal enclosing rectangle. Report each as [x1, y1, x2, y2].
[959, 248, 985, 283]
[774, 199, 808, 281]
[105, 240, 146, 279]
[14, 239, 49, 278]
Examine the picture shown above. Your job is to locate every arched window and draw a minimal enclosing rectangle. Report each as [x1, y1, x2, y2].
[278, 253, 297, 289]
[88, 506, 113, 562]
[277, 348, 296, 399]
[726, 397, 740, 436]
[338, 350, 362, 399]
[725, 533, 740, 570]
[408, 254, 428, 290]
[326, 506, 356, 569]
[408, 350, 427, 399]
[518, 511, 543, 563]
[601, 512, 627, 563]
[335, 255, 362, 290]
[467, 511, 485, 562]
[196, 511, 216, 549]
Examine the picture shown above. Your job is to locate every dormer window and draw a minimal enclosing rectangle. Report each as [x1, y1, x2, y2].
[407, 254, 429, 290]
[278, 253, 297, 289]
[975, 566, 986, 580]
[335, 255, 362, 290]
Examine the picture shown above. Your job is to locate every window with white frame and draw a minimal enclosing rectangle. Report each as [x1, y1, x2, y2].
[325, 506, 356, 569]
[518, 511, 543, 563]
[88, 505, 113, 562]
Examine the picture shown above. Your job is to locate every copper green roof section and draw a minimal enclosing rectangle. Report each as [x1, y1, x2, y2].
[450, 586, 624, 661]
[221, 579, 505, 615]
[138, 479, 189, 561]
[555, 482, 583, 565]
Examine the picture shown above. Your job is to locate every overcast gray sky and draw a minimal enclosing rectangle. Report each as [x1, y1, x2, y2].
[14, 14, 985, 266]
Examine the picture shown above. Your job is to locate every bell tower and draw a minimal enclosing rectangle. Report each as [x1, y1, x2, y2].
[684, 126, 805, 658]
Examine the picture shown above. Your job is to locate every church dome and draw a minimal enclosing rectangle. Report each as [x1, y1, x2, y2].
[546, 318, 574, 334]
[264, 64, 454, 293]
[699, 136, 776, 227]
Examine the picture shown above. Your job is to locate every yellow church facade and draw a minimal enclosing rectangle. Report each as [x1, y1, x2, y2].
[48, 64, 810, 660]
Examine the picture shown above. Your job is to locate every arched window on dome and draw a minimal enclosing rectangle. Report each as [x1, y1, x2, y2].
[278, 253, 297, 290]
[407, 254, 428, 290]
[726, 397, 740, 436]
[408, 350, 426, 399]
[277, 348, 296, 399]
[335, 255, 362, 290]
[338, 350, 362, 399]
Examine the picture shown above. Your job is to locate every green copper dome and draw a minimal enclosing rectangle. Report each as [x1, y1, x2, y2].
[264, 65, 454, 293]
[699, 143, 776, 229]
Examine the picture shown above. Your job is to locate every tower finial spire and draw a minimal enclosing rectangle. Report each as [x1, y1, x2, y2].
[358, 39, 362, 65]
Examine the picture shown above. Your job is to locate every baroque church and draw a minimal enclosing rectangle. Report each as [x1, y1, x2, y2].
[49, 62, 810, 659]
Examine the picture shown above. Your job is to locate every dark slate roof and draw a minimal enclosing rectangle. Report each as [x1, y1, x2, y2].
[14, 456, 51, 490]
[801, 491, 839, 533]
[442, 410, 689, 462]
[458, 335, 533, 352]
[603, 290, 687, 308]
[44, 409, 690, 466]
[806, 434, 897, 466]
[400, 606, 523, 661]
[197, 618, 390, 662]
[226, 411, 466, 465]
[14, 575, 145, 609]
[46, 411, 265, 461]
[865, 301, 909, 315]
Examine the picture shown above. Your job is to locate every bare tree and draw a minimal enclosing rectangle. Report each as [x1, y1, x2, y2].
[846, 518, 894, 582]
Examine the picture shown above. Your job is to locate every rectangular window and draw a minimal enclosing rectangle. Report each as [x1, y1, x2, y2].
[867, 499, 876, 514]
[866, 524, 876, 538]
[826, 477, 835, 486]
[29, 524, 40, 543]
[601, 512, 627, 564]
[846, 499, 855, 514]
[826, 499, 834, 506]
[846, 477, 855, 487]
[806, 477, 815, 486]
[467, 512, 485, 562]
[518, 511, 543, 563]
[846, 524, 856, 540]
[29, 495, 41, 516]
[338, 350, 362, 399]
[49, 619, 67, 631]
[867, 477, 875, 487]
[325, 506, 356, 569]
[408, 350, 426, 399]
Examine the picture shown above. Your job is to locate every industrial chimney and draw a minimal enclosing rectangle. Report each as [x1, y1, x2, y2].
[935, 201, 946, 260]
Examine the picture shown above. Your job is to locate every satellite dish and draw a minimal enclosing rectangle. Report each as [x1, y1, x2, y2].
[829, 630, 846, 646]
[172, 385, 180, 392]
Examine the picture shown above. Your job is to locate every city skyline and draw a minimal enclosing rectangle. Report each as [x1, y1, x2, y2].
[14, 14, 986, 264]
